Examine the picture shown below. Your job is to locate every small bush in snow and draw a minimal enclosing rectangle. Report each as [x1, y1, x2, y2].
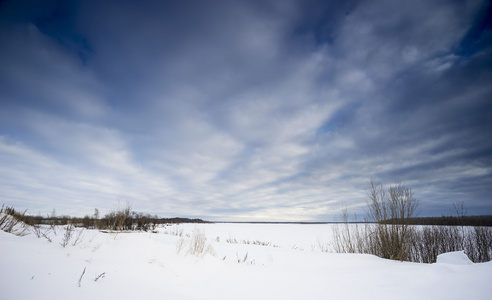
[189, 228, 207, 255]
[188, 228, 215, 257]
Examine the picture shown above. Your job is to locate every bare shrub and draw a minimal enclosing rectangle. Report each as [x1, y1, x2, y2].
[332, 208, 365, 254]
[72, 228, 84, 246]
[42, 229, 53, 242]
[78, 267, 86, 287]
[226, 236, 239, 244]
[467, 226, 492, 262]
[50, 223, 57, 236]
[0, 205, 30, 236]
[31, 224, 54, 242]
[241, 239, 276, 247]
[98, 202, 156, 232]
[235, 252, 254, 264]
[170, 225, 184, 236]
[225, 235, 277, 248]
[366, 180, 419, 261]
[205, 244, 216, 256]
[188, 228, 214, 257]
[410, 226, 440, 263]
[104, 202, 132, 231]
[408, 225, 492, 263]
[94, 272, 105, 282]
[337, 181, 492, 263]
[334, 180, 425, 262]
[189, 228, 207, 255]
[317, 238, 331, 253]
[61, 224, 75, 248]
[176, 238, 186, 254]
[242, 252, 248, 263]
[408, 225, 463, 263]
[453, 201, 467, 248]
[31, 224, 43, 238]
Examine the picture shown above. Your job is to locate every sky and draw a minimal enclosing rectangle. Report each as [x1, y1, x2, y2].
[0, 0, 491, 222]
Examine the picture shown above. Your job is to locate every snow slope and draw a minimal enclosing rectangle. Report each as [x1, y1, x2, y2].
[1, 223, 491, 299]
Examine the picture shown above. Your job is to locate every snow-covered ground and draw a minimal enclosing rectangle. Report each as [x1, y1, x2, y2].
[1, 223, 491, 299]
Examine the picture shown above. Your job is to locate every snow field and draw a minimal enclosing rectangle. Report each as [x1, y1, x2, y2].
[1, 223, 491, 299]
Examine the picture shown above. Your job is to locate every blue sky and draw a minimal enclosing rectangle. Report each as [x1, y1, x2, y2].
[0, 0, 491, 221]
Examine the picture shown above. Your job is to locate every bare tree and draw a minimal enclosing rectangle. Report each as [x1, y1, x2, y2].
[453, 201, 467, 248]
[366, 179, 419, 261]
[94, 208, 100, 229]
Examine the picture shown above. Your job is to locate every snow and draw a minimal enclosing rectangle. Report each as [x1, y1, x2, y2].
[436, 251, 473, 265]
[1, 223, 491, 299]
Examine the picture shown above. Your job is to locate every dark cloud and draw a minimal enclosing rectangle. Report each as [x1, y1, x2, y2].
[457, 0, 492, 56]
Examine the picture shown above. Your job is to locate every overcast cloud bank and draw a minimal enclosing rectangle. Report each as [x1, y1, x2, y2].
[0, 0, 491, 221]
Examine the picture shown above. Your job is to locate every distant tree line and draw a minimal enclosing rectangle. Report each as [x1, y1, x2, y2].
[381, 215, 492, 227]
[3, 203, 209, 232]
